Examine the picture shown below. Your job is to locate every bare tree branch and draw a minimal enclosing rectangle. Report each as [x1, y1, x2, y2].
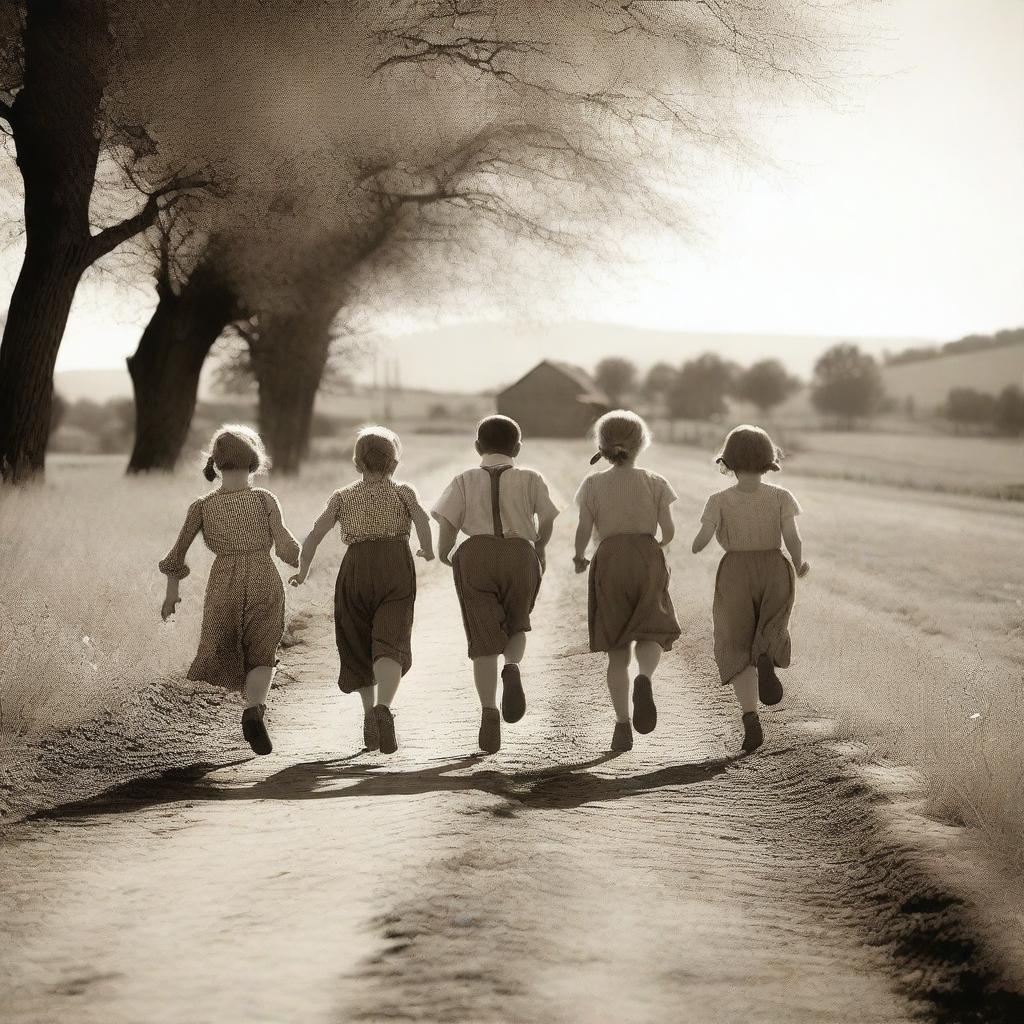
[87, 173, 209, 262]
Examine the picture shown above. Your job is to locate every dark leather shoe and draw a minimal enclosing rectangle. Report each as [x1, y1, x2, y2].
[501, 664, 526, 723]
[631, 675, 657, 734]
[241, 704, 272, 756]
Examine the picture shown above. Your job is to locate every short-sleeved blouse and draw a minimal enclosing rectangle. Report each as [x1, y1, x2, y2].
[321, 478, 426, 545]
[700, 483, 801, 552]
[574, 466, 677, 541]
[158, 487, 300, 579]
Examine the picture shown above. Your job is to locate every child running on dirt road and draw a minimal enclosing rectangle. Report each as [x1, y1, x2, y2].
[433, 415, 560, 754]
[159, 425, 300, 756]
[289, 426, 434, 755]
[572, 410, 681, 752]
[692, 424, 810, 754]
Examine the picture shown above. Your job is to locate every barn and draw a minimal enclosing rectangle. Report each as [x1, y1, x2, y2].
[496, 360, 611, 438]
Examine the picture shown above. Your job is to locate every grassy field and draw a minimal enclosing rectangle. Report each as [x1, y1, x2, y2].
[654, 419, 1024, 500]
[2, 436, 1022, 871]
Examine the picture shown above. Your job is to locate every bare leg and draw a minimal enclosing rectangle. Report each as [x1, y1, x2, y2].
[606, 646, 631, 722]
[731, 665, 758, 713]
[635, 641, 662, 680]
[373, 657, 402, 707]
[356, 685, 376, 712]
[503, 631, 527, 666]
[243, 666, 274, 709]
[473, 655, 499, 709]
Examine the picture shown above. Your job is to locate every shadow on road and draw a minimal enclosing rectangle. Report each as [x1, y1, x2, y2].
[32, 750, 735, 820]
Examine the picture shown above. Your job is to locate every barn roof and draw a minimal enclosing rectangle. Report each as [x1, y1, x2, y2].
[500, 359, 610, 405]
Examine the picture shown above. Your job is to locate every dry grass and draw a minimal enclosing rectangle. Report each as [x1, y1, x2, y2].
[2, 435, 1023, 871]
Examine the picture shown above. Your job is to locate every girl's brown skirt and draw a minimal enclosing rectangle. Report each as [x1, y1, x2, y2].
[188, 549, 285, 691]
[334, 537, 416, 693]
[452, 535, 542, 658]
[713, 549, 795, 684]
[588, 534, 680, 653]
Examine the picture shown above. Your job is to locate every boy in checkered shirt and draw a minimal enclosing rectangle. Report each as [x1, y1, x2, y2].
[291, 426, 434, 754]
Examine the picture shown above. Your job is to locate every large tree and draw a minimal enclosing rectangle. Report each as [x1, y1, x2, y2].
[80, 0, 835, 474]
[0, 1, 203, 482]
[126, 230, 242, 472]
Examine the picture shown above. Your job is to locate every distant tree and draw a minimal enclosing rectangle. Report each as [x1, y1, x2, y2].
[994, 384, 1024, 437]
[945, 387, 996, 431]
[810, 343, 884, 427]
[643, 361, 677, 404]
[594, 357, 637, 407]
[735, 359, 800, 415]
[667, 353, 736, 422]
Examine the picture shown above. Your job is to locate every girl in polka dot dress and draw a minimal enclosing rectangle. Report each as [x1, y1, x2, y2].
[691, 424, 810, 754]
[290, 426, 434, 755]
[159, 425, 300, 756]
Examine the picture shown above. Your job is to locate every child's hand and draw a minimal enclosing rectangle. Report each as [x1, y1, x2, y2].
[796, 561, 810, 578]
[440, 552, 454, 568]
[572, 555, 590, 574]
[160, 595, 180, 621]
[289, 571, 308, 587]
[535, 544, 547, 572]
[417, 548, 435, 562]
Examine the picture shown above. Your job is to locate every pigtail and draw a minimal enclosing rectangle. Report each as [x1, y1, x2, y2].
[203, 455, 218, 482]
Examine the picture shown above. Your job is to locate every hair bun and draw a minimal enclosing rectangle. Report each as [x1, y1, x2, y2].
[203, 455, 217, 482]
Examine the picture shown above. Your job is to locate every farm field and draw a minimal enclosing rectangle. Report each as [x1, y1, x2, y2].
[783, 429, 1024, 499]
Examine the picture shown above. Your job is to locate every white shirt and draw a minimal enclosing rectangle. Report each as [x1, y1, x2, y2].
[431, 455, 560, 542]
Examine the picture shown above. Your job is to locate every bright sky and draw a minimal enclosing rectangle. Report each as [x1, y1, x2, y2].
[2, 0, 1020, 382]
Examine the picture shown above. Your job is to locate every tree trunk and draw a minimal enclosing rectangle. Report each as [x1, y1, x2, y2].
[126, 263, 239, 473]
[0, 237, 88, 482]
[252, 312, 333, 475]
[0, 1, 109, 483]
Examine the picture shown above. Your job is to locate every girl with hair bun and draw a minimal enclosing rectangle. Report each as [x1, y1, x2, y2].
[691, 423, 810, 755]
[159, 424, 300, 756]
[573, 410, 681, 752]
[290, 425, 434, 755]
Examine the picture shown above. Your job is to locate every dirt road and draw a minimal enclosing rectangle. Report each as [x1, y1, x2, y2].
[4, 498, 1020, 1024]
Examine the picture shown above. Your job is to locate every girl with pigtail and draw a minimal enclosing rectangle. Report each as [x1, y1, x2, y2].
[159, 424, 300, 756]
[573, 410, 681, 752]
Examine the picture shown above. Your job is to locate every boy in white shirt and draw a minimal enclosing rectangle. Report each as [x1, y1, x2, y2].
[433, 415, 559, 753]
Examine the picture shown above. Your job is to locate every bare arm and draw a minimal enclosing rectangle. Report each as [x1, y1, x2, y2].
[533, 513, 556, 572]
[263, 491, 300, 568]
[782, 517, 809, 576]
[691, 521, 716, 554]
[159, 501, 203, 619]
[573, 506, 595, 573]
[411, 508, 435, 561]
[658, 505, 675, 548]
[289, 507, 337, 586]
[436, 516, 459, 567]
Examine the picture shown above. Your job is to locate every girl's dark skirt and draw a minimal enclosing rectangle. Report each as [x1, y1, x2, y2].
[334, 537, 416, 693]
[452, 535, 542, 658]
[588, 534, 680, 653]
[713, 548, 795, 684]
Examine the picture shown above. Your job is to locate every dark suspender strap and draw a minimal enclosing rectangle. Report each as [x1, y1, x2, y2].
[482, 465, 511, 538]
